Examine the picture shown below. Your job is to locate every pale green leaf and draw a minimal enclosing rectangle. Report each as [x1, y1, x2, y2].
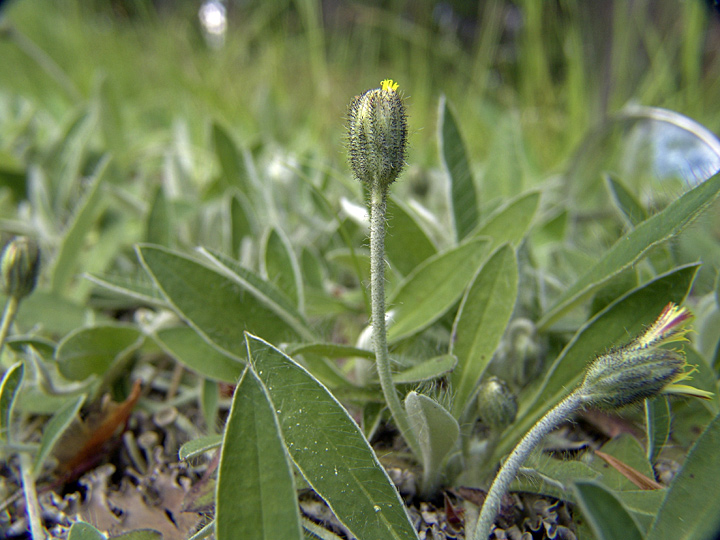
[450, 244, 518, 416]
[154, 326, 244, 383]
[387, 237, 490, 343]
[474, 190, 540, 247]
[55, 324, 143, 381]
[0, 362, 24, 444]
[67, 522, 106, 540]
[540, 169, 720, 329]
[261, 227, 304, 312]
[179, 435, 223, 461]
[385, 196, 437, 276]
[33, 394, 85, 476]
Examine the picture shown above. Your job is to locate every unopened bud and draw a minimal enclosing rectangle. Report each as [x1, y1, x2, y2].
[579, 348, 685, 409]
[1, 236, 40, 299]
[347, 79, 408, 189]
[477, 376, 517, 430]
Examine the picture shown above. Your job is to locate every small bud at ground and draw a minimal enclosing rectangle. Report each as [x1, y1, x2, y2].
[347, 79, 408, 189]
[1, 236, 40, 299]
[476, 376, 518, 430]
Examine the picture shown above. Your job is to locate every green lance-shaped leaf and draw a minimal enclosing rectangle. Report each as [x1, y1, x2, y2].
[246, 334, 419, 540]
[405, 391, 459, 490]
[261, 227, 304, 312]
[50, 155, 110, 297]
[450, 244, 518, 417]
[213, 121, 250, 192]
[439, 95, 479, 241]
[647, 411, 720, 540]
[216, 367, 303, 540]
[385, 196, 437, 276]
[495, 263, 698, 464]
[145, 185, 172, 247]
[179, 434, 223, 461]
[605, 174, 648, 227]
[573, 480, 645, 540]
[645, 395, 671, 464]
[137, 245, 312, 358]
[387, 237, 490, 343]
[154, 326, 244, 383]
[67, 522, 107, 540]
[55, 324, 144, 381]
[33, 394, 85, 477]
[0, 362, 24, 443]
[540, 168, 720, 330]
[474, 190, 540, 248]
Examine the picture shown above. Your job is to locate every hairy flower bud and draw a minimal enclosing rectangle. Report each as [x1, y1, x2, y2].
[476, 376, 518, 430]
[347, 79, 408, 189]
[578, 303, 712, 408]
[579, 348, 685, 409]
[1, 236, 40, 299]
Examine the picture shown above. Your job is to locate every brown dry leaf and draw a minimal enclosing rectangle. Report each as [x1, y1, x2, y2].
[594, 449, 663, 490]
[54, 380, 143, 476]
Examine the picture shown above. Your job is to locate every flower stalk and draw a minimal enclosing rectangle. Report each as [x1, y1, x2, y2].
[347, 80, 421, 459]
[474, 303, 710, 539]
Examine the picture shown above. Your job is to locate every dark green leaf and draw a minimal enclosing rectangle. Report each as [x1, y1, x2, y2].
[474, 191, 540, 247]
[645, 396, 670, 464]
[217, 367, 303, 540]
[246, 334, 419, 540]
[438, 95, 479, 241]
[145, 185, 172, 247]
[648, 411, 720, 540]
[573, 480, 644, 540]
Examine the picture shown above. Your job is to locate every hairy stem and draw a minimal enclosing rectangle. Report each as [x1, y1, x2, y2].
[369, 183, 421, 459]
[473, 390, 584, 540]
[0, 295, 20, 359]
[20, 452, 45, 540]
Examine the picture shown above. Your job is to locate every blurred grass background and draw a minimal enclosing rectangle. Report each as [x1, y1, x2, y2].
[2, 0, 719, 178]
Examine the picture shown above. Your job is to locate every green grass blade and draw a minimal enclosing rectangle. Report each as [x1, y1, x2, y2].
[539, 169, 720, 330]
[648, 411, 720, 540]
[387, 237, 490, 343]
[246, 334, 419, 540]
[573, 480, 644, 540]
[450, 244, 518, 417]
[216, 367, 303, 540]
[438, 95, 479, 241]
